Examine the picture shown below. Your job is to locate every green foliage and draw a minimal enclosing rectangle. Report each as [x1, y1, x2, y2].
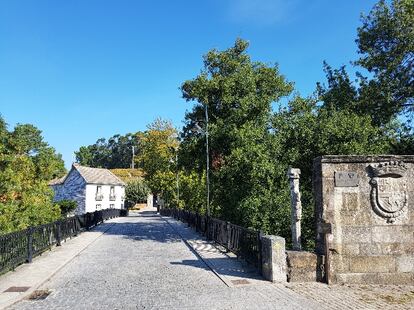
[125, 179, 149, 206]
[57, 200, 77, 217]
[137, 118, 179, 195]
[175, 36, 401, 251]
[356, 0, 414, 119]
[75, 133, 141, 169]
[0, 115, 65, 234]
[179, 38, 298, 242]
[177, 171, 206, 213]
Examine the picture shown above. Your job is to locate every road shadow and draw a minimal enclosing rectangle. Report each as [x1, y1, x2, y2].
[90, 213, 182, 244]
[170, 258, 263, 281]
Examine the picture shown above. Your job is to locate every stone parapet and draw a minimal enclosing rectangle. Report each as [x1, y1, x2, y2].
[261, 235, 287, 282]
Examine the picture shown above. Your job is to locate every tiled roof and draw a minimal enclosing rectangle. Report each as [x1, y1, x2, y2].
[48, 175, 66, 186]
[74, 164, 125, 185]
[48, 164, 126, 186]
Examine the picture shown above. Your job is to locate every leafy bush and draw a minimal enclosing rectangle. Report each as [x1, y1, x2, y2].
[57, 200, 77, 217]
[125, 179, 149, 206]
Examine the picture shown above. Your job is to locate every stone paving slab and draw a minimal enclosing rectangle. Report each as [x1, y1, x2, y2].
[0, 220, 117, 309]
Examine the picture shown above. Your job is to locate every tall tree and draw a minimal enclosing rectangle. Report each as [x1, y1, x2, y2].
[180, 39, 294, 230]
[137, 118, 179, 198]
[356, 0, 414, 120]
[75, 133, 141, 168]
[0, 116, 65, 233]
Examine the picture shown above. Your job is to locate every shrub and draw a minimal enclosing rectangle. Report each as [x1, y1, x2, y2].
[57, 200, 77, 217]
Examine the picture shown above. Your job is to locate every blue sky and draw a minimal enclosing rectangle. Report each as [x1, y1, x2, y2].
[0, 0, 378, 168]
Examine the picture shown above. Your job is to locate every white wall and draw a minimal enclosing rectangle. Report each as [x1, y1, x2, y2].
[85, 184, 125, 213]
[52, 169, 86, 214]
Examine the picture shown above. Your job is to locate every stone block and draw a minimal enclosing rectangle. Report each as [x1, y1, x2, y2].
[330, 254, 349, 273]
[286, 251, 317, 269]
[286, 251, 318, 282]
[341, 243, 359, 255]
[372, 226, 413, 243]
[261, 235, 287, 282]
[340, 210, 372, 226]
[376, 272, 414, 285]
[396, 255, 414, 273]
[288, 270, 317, 282]
[341, 226, 372, 243]
[349, 256, 395, 273]
[335, 273, 379, 284]
[358, 243, 382, 256]
[342, 193, 359, 211]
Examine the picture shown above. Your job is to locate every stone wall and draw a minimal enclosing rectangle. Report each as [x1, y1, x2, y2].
[286, 251, 320, 282]
[313, 155, 414, 284]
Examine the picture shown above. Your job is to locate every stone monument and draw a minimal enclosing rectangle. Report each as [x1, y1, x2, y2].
[313, 155, 414, 284]
[287, 168, 302, 250]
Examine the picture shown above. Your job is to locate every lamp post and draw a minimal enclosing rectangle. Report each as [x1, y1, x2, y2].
[204, 104, 210, 217]
[193, 104, 211, 217]
[170, 135, 180, 207]
[175, 149, 179, 202]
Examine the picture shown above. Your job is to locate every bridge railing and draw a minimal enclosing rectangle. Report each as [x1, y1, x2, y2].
[160, 208, 262, 271]
[0, 208, 127, 275]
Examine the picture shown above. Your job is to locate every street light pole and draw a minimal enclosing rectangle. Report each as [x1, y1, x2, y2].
[176, 151, 179, 202]
[205, 103, 210, 217]
[131, 146, 135, 169]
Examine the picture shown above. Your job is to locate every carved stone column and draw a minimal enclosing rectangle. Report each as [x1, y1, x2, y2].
[287, 168, 302, 250]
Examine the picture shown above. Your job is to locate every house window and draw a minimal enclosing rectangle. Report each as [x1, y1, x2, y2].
[95, 186, 103, 201]
[110, 204, 115, 209]
[96, 204, 102, 210]
[109, 186, 116, 201]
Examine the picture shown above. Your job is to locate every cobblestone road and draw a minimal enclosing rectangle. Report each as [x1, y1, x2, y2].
[10, 210, 414, 310]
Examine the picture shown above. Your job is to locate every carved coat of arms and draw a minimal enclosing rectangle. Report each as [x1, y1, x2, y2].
[369, 161, 408, 223]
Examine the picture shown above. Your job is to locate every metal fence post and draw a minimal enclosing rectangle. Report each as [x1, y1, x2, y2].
[56, 221, 62, 246]
[226, 221, 231, 251]
[27, 227, 33, 263]
[206, 216, 210, 240]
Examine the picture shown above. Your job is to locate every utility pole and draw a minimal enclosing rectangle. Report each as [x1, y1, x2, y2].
[205, 103, 210, 217]
[131, 146, 135, 169]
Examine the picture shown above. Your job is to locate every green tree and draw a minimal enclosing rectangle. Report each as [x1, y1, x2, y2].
[137, 118, 179, 198]
[125, 179, 149, 206]
[180, 39, 294, 233]
[75, 133, 141, 169]
[356, 0, 414, 119]
[0, 116, 64, 234]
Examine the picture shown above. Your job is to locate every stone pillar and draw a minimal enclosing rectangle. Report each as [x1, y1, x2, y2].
[147, 194, 153, 209]
[261, 235, 287, 282]
[287, 168, 302, 250]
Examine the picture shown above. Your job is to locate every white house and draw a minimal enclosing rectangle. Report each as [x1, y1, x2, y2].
[49, 164, 126, 214]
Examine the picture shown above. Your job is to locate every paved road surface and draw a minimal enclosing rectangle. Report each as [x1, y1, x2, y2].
[10, 210, 320, 309]
[10, 210, 414, 309]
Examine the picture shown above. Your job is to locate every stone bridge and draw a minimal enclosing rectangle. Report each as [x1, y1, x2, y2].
[0, 208, 412, 309]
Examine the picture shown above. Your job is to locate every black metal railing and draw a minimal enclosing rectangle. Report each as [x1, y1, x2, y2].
[0, 208, 126, 275]
[160, 208, 262, 270]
